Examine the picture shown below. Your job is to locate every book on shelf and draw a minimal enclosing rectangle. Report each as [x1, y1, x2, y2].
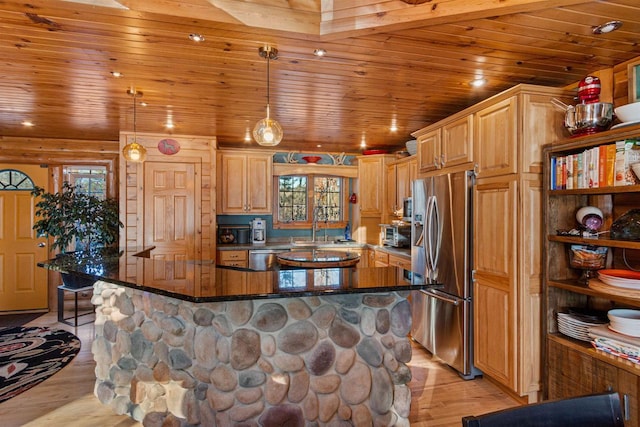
[550, 142, 635, 190]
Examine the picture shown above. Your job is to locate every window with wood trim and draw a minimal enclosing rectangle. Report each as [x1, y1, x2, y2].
[64, 166, 107, 199]
[274, 175, 346, 229]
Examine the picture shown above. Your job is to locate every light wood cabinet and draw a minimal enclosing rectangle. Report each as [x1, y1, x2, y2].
[217, 250, 248, 268]
[417, 115, 473, 173]
[473, 175, 517, 389]
[417, 129, 440, 173]
[471, 85, 572, 402]
[543, 124, 640, 424]
[388, 253, 411, 270]
[474, 96, 518, 178]
[385, 157, 415, 220]
[357, 154, 394, 217]
[217, 150, 272, 214]
[373, 250, 389, 267]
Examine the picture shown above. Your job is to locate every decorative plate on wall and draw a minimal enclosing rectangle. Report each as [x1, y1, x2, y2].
[157, 138, 180, 155]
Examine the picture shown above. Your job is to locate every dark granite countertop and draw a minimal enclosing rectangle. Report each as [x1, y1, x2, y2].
[38, 247, 427, 303]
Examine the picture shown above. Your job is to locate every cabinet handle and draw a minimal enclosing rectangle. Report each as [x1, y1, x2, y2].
[440, 154, 446, 168]
[434, 156, 440, 168]
[623, 394, 630, 421]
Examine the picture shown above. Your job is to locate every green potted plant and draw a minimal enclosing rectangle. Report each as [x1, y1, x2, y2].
[31, 182, 123, 288]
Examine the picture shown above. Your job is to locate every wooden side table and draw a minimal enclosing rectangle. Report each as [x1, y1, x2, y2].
[57, 284, 95, 326]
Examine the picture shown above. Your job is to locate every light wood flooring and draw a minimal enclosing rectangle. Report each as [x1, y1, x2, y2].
[0, 311, 519, 426]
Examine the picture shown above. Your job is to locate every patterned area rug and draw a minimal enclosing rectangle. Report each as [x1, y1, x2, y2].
[0, 326, 81, 403]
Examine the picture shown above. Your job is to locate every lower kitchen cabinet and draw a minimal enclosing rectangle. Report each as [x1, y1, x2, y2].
[217, 250, 248, 268]
[547, 337, 639, 426]
[373, 250, 389, 267]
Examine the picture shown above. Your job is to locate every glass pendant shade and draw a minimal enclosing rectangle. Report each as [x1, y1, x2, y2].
[123, 88, 146, 162]
[253, 105, 283, 146]
[254, 46, 283, 146]
[122, 140, 147, 162]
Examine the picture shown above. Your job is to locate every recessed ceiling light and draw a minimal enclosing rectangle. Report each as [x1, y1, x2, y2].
[316, 144, 322, 148]
[111, 71, 123, 78]
[314, 49, 327, 57]
[470, 77, 487, 88]
[140, 101, 148, 107]
[592, 20, 622, 35]
[22, 120, 34, 127]
[189, 33, 205, 42]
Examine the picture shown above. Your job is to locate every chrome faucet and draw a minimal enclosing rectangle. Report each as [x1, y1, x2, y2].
[311, 206, 327, 242]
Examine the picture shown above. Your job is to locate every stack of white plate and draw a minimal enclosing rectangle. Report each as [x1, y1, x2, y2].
[557, 312, 608, 341]
[608, 309, 640, 337]
[598, 269, 640, 289]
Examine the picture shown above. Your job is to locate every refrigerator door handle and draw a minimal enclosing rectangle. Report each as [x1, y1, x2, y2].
[420, 288, 462, 306]
[425, 195, 435, 273]
[430, 195, 442, 269]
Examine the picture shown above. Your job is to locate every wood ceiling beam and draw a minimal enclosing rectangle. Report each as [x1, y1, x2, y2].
[64, 0, 593, 40]
[319, 0, 594, 39]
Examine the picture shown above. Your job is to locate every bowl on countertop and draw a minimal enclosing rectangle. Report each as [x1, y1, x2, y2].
[614, 101, 640, 123]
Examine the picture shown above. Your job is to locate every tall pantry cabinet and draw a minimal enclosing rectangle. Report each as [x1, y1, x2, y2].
[472, 85, 571, 402]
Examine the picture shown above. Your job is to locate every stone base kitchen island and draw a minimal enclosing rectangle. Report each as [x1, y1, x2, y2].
[40, 249, 429, 426]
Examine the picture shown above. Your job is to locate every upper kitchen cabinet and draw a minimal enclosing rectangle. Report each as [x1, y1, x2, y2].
[474, 87, 571, 179]
[386, 156, 416, 220]
[217, 150, 273, 214]
[355, 154, 395, 244]
[474, 96, 518, 177]
[415, 114, 473, 174]
[357, 154, 394, 217]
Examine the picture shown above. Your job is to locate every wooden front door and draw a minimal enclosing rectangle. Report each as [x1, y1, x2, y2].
[0, 164, 49, 311]
[143, 162, 199, 294]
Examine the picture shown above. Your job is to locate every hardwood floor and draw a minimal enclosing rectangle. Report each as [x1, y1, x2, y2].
[0, 311, 519, 426]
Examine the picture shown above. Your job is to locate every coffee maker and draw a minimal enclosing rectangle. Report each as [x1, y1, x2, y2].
[251, 218, 266, 245]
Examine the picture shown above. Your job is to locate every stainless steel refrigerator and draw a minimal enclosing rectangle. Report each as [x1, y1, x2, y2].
[410, 170, 481, 379]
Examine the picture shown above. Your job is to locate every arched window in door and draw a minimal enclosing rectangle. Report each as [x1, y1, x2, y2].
[0, 169, 35, 190]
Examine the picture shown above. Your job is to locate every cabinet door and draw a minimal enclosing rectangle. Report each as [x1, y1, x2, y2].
[246, 154, 272, 213]
[473, 176, 517, 390]
[418, 129, 441, 173]
[475, 96, 518, 178]
[218, 153, 247, 214]
[396, 160, 411, 205]
[442, 114, 473, 168]
[619, 369, 639, 427]
[546, 339, 595, 399]
[386, 164, 398, 217]
[358, 156, 385, 216]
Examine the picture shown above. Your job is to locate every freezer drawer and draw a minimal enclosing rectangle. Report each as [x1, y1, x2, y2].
[411, 288, 476, 378]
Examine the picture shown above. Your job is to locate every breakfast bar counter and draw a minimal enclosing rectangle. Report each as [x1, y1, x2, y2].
[40, 248, 427, 426]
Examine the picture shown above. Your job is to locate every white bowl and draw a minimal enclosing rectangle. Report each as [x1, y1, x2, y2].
[614, 101, 640, 123]
[608, 309, 640, 337]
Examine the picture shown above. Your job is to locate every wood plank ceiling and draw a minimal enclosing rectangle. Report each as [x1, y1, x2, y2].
[0, 0, 639, 153]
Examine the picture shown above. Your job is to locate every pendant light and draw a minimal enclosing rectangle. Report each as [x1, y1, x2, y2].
[122, 89, 147, 162]
[253, 46, 283, 146]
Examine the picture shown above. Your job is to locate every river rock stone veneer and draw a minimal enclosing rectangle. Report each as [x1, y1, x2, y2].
[91, 280, 413, 426]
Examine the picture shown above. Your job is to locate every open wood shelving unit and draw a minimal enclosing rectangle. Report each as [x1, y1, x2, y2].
[543, 124, 640, 426]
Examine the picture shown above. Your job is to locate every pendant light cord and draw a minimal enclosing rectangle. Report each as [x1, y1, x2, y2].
[133, 91, 137, 136]
[266, 51, 271, 117]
